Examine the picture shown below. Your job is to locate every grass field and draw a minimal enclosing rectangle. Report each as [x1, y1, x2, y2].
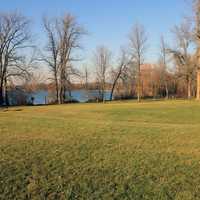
[1, 100, 200, 199]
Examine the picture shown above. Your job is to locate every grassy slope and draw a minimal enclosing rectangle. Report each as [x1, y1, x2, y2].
[1, 100, 200, 199]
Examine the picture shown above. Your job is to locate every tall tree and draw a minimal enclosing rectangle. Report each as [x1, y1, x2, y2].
[58, 14, 84, 103]
[194, 0, 200, 44]
[43, 17, 60, 103]
[169, 19, 195, 99]
[43, 13, 85, 104]
[129, 23, 148, 102]
[0, 12, 31, 106]
[158, 36, 169, 99]
[94, 46, 111, 102]
[194, 0, 200, 99]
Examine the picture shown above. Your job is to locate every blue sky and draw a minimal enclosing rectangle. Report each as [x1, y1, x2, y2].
[1, 0, 191, 65]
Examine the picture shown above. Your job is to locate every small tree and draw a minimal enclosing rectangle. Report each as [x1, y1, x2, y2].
[110, 49, 129, 101]
[129, 23, 148, 102]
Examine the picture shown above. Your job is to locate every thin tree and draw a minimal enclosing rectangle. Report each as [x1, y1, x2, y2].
[82, 65, 91, 100]
[158, 36, 169, 99]
[43, 16, 60, 103]
[129, 23, 148, 102]
[110, 49, 128, 101]
[94, 46, 111, 102]
[83, 66, 89, 90]
[194, 0, 200, 44]
[194, 0, 200, 99]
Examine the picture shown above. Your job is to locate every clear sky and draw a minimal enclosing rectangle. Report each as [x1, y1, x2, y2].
[1, 0, 191, 66]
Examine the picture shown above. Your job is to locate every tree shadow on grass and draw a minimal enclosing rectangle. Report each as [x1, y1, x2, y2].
[0, 108, 23, 112]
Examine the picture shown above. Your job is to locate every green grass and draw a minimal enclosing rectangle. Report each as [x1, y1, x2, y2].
[1, 100, 200, 199]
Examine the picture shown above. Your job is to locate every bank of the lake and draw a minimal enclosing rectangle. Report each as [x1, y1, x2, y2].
[32, 90, 111, 104]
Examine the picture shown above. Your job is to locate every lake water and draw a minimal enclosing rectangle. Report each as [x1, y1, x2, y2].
[32, 90, 111, 105]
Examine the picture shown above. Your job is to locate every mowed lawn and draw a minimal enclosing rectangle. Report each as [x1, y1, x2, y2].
[1, 101, 200, 199]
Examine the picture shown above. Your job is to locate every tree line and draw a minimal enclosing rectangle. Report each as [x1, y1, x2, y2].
[1, 0, 200, 106]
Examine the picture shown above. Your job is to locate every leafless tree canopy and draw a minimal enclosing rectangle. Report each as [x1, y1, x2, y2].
[168, 19, 196, 99]
[109, 49, 129, 101]
[2, 1, 200, 105]
[43, 13, 85, 104]
[94, 46, 111, 101]
[0, 12, 31, 105]
[129, 23, 148, 101]
[157, 36, 170, 99]
[194, 0, 200, 42]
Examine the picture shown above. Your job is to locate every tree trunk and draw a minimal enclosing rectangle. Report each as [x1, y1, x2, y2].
[137, 73, 141, 102]
[110, 77, 119, 101]
[68, 88, 72, 100]
[102, 88, 104, 102]
[165, 83, 169, 99]
[5, 90, 9, 106]
[110, 67, 123, 101]
[102, 81, 105, 102]
[197, 69, 200, 100]
[110, 85, 115, 101]
[62, 92, 65, 103]
[4, 79, 9, 106]
[55, 78, 60, 104]
[60, 76, 66, 104]
[60, 86, 64, 104]
[0, 86, 3, 106]
[0, 79, 4, 105]
[137, 85, 140, 101]
[187, 78, 192, 99]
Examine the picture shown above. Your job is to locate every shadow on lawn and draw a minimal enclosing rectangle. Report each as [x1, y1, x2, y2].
[0, 108, 23, 112]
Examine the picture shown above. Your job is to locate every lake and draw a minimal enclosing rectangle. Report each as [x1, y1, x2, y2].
[32, 90, 111, 105]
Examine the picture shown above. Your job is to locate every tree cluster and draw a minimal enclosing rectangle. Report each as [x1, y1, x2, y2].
[1, 0, 200, 105]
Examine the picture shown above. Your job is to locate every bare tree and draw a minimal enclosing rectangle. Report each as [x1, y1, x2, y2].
[169, 19, 196, 99]
[194, 0, 200, 99]
[110, 49, 129, 101]
[43, 13, 85, 104]
[43, 16, 60, 103]
[58, 14, 85, 102]
[158, 36, 169, 99]
[94, 46, 111, 102]
[81, 65, 92, 101]
[194, 0, 200, 44]
[83, 66, 89, 90]
[129, 23, 148, 102]
[0, 12, 31, 106]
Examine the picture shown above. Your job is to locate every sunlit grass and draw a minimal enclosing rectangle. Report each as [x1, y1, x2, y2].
[1, 100, 200, 199]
